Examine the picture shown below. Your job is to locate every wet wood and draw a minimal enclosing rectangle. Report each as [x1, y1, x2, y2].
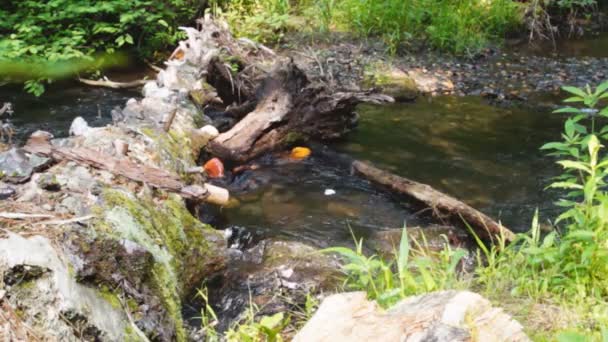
[23, 133, 230, 205]
[208, 62, 393, 162]
[352, 160, 515, 242]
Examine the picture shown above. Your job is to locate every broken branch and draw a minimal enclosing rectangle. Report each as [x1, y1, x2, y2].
[352, 160, 515, 242]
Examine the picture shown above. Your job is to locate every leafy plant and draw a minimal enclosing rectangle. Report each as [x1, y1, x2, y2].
[225, 297, 290, 342]
[473, 82, 608, 337]
[212, 0, 291, 44]
[323, 226, 467, 307]
[0, 0, 201, 95]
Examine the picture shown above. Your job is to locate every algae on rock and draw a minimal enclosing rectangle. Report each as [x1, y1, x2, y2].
[101, 189, 226, 341]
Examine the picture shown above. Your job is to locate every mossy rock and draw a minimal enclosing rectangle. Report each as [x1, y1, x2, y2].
[365, 64, 419, 101]
[97, 189, 227, 341]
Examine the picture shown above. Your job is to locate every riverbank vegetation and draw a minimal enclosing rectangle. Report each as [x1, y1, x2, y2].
[1, 0, 603, 95]
[215, 0, 601, 54]
[326, 82, 608, 340]
[0, 0, 204, 95]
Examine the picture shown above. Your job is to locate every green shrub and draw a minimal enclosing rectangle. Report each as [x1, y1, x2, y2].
[0, 0, 202, 94]
[212, 0, 291, 44]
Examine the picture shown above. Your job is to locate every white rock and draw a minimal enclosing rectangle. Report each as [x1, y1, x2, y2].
[0, 233, 135, 340]
[199, 125, 219, 139]
[324, 189, 336, 196]
[294, 291, 530, 342]
[69, 116, 90, 137]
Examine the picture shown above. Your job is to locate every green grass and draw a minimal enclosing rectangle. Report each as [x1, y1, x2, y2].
[213, 0, 524, 55]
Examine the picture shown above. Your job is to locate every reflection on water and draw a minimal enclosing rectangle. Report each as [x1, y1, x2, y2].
[336, 96, 565, 231]
[217, 95, 567, 246]
[521, 32, 608, 58]
[1, 84, 137, 144]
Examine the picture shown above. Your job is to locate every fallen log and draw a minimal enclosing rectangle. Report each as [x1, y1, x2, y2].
[208, 62, 393, 162]
[23, 131, 229, 206]
[352, 160, 515, 242]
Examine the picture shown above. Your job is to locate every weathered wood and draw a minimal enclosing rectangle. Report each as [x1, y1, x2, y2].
[23, 133, 230, 205]
[78, 77, 147, 89]
[352, 160, 515, 242]
[208, 62, 393, 162]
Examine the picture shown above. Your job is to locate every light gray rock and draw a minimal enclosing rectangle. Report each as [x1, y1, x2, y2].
[69, 116, 91, 137]
[0, 232, 140, 341]
[294, 290, 530, 342]
[0, 148, 50, 183]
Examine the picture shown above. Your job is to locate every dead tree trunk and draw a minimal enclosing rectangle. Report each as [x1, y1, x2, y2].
[352, 160, 515, 243]
[23, 132, 229, 205]
[207, 62, 393, 162]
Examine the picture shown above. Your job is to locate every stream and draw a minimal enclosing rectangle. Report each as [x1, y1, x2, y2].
[3, 35, 605, 331]
[0, 84, 571, 244]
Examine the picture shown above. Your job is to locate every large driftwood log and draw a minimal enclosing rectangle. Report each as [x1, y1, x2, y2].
[352, 160, 515, 242]
[208, 62, 393, 162]
[23, 132, 229, 205]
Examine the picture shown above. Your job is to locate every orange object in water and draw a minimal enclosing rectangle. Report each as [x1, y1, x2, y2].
[204, 158, 225, 178]
[290, 146, 311, 160]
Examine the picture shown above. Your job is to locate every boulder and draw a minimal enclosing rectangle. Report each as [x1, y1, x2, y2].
[294, 291, 530, 342]
[368, 67, 419, 101]
[0, 148, 51, 183]
[0, 232, 134, 341]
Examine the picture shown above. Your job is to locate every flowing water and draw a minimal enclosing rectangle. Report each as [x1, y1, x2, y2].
[0, 84, 570, 244]
[214, 95, 565, 247]
[3, 34, 606, 248]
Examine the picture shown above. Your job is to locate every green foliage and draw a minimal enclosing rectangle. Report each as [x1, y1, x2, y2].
[303, 0, 523, 55]
[473, 82, 608, 337]
[211, 0, 523, 55]
[0, 0, 201, 94]
[197, 288, 291, 341]
[323, 226, 467, 308]
[212, 0, 291, 44]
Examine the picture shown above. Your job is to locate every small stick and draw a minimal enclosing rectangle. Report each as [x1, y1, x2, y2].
[163, 108, 178, 132]
[0, 212, 54, 220]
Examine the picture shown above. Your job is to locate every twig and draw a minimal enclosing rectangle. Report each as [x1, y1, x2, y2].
[145, 61, 163, 73]
[78, 77, 147, 89]
[163, 108, 178, 132]
[0, 213, 54, 220]
[34, 215, 94, 226]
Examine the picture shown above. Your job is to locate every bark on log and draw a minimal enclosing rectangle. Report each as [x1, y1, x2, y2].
[352, 160, 515, 242]
[207, 62, 393, 162]
[23, 133, 229, 205]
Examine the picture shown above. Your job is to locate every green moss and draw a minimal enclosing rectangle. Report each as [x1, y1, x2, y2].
[99, 285, 122, 310]
[284, 131, 306, 145]
[140, 127, 195, 177]
[99, 189, 219, 342]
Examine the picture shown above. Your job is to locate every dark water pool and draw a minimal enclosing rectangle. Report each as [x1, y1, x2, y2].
[1, 84, 138, 144]
[337, 96, 566, 232]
